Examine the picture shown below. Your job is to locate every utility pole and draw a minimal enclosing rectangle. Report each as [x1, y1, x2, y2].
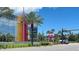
[61, 28, 64, 43]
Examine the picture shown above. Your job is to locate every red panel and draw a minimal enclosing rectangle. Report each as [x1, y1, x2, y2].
[23, 19, 28, 42]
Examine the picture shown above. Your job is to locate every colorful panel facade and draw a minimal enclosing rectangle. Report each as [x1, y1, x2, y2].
[23, 19, 28, 41]
[16, 16, 23, 42]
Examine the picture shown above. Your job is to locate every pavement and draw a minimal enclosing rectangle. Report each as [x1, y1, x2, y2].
[0, 43, 79, 51]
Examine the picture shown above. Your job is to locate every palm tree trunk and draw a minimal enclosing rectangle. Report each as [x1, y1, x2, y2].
[31, 23, 34, 46]
[36, 26, 38, 41]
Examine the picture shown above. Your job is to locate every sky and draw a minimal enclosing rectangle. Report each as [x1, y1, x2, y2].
[38, 7, 79, 34]
[0, 7, 79, 36]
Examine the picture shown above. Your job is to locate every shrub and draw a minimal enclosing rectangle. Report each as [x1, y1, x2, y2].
[0, 45, 7, 49]
[54, 37, 60, 44]
[40, 42, 49, 46]
[7, 43, 32, 48]
[27, 43, 32, 47]
[0, 45, 2, 49]
[33, 44, 41, 46]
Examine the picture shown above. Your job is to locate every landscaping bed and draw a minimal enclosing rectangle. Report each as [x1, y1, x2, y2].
[0, 43, 32, 49]
[0, 41, 59, 49]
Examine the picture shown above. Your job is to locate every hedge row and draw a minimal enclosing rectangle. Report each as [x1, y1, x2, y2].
[0, 42, 57, 49]
[0, 43, 32, 49]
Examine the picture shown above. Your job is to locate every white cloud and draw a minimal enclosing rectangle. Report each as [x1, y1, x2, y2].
[11, 7, 43, 15]
[0, 7, 43, 27]
[0, 17, 17, 27]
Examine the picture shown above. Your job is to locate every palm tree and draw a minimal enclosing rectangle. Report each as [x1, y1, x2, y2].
[26, 12, 43, 45]
[26, 12, 43, 25]
[0, 7, 16, 42]
[57, 31, 62, 35]
[46, 29, 55, 34]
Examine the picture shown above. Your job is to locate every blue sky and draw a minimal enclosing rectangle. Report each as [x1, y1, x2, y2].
[38, 7, 79, 34]
[0, 7, 79, 36]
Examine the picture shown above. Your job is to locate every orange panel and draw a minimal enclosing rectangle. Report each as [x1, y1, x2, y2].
[16, 16, 23, 42]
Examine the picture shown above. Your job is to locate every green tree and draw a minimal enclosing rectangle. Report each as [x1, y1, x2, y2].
[69, 34, 76, 41]
[0, 7, 16, 41]
[46, 29, 55, 34]
[26, 12, 43, 44]
[0, 7, 15, 19]
[38, 32, 45, 42]
[1, 34, 6, 42]
[46, 30, 51, 34]
[6, 33, 15, 42]
[57, 31, 62, 35]
[26, 12, 43, 25]
[38, 33, 42, 41]
[0, 32, 2, 41]
[51, 29, 55, 33]
[75, 33, 79, 42]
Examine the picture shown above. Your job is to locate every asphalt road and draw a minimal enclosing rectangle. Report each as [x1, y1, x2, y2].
[0, 43, 79, 51]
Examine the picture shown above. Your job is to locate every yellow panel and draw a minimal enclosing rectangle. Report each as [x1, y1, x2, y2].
[16, 16, 23, 42]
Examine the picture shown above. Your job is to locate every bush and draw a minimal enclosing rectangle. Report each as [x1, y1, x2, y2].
[0, 45, 2, 49]
[0, 43, 32, 49]
[33, 44, 41, 46]
[3, 45, 7, 49]
[6, 44, 13, 48]
[0, 45, 7, 49]
[27, 43, 32, 47]
[54, 37, 60, 44]
[40, 42, 49, 46]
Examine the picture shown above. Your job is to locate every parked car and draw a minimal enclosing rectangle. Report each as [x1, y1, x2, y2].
[59, 39, 69, 44]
